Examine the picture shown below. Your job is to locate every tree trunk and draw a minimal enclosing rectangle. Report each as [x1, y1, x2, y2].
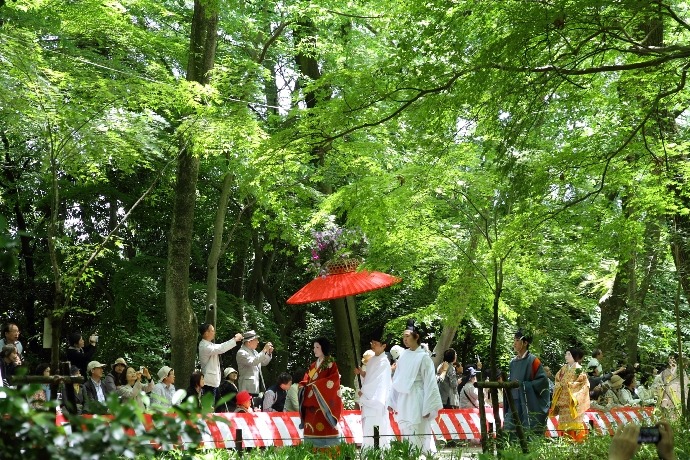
[205, 167, 234, 325]
[597, 261, 630, 368]
[432, 326, 458, 368]
[331, 296, 361, 389]
[1, 133, 37, 340]
[624, 219, 662, 366]
[166, 0, 218, 386]
[166, 150, 201, 384]
[431, 231, 480, 367]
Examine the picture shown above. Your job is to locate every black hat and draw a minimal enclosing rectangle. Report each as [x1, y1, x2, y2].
[370, 326, 390, 344]
[405, 319, 416, 332]
[515, 329, 532, 344]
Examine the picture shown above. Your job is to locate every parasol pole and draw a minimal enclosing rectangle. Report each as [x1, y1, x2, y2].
[345, 295, 362, 387]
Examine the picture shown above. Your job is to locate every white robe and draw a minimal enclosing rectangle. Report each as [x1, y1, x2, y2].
[387, 348, 443, 454]
[359, 353, 393, 448]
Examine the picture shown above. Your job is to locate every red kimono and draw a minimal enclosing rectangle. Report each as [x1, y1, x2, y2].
[299, 357, 343, 447]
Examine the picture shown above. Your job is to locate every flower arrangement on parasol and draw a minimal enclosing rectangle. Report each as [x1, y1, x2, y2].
[309, 220, 367, 277]
[289, 220, 401, 387]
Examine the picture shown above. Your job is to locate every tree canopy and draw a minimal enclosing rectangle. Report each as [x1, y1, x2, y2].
[1, 0, 689, 389]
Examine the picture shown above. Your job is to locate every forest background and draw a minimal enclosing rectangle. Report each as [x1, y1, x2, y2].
[1, 0, 690, 391]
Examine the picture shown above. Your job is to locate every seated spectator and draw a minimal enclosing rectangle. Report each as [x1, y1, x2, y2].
[151, 366, 176, 412]
[104, 358, 128, 393]
[1, 344, 18, 387]
[608, 421, 676, 460]
[30, 363, 53, 410]
[216, 367, 239, 413]
[235, 390, 253, 413]
[588, 349, 603, 376]
[117, 366, 154, 410]
[185, 371, 204, 411]
[592, 375, 624, 411]
[262, 372, 292, 412]
[284, 369, 304, 413]
[636, 375, 655, 406]
[83, 361, 111, 414]
[64, 365, 84, 415]
[458, 367, 480, 409]
[0, 323, 23, 365]
[66, 332, 97, 377]
[618, 374, 640, 406]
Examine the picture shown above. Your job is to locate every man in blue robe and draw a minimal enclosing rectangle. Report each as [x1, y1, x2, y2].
[503, 329, 550, 437]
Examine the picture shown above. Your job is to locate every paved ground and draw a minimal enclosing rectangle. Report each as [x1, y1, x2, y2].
[437, 446, 484, 459]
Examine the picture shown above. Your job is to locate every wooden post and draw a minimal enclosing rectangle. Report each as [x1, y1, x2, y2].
[235, 428, 243, 454]
[475, 380, 528, 454]
[476, 381, 488, 453]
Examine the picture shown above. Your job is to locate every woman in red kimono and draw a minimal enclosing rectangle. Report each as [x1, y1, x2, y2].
[299, 337, 343, 448]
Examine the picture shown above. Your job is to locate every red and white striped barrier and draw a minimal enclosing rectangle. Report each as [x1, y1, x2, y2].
[55, 407, 655, 449]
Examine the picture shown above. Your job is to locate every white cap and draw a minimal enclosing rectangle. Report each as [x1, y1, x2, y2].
[87, 361, 106, 374]
[157, 366, 173, 380]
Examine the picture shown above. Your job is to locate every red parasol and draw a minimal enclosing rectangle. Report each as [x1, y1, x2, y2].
[287, 267, 401, 386]
[286, 270, 401, 304]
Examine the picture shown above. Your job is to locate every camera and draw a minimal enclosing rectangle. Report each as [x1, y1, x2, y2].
[139, 366, 144, 372]
[638, 426, 660, 444]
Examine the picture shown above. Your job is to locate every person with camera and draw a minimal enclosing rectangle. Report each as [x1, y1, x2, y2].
[608, 421, 676, 460]
[117, 366, 155, 410]
[236, 330, 273, 405]
[66, 332, 98, 378]
[198, 323, 243, 398]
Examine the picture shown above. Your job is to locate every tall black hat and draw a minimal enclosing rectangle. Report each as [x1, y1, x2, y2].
[370, 325, 390, 344]
[515, 329, 533, 344]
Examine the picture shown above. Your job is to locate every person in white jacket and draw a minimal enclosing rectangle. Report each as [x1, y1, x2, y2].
[387, 320, 443, 455]
[356, 331, 393, 449]
[198, 323, 243, 397]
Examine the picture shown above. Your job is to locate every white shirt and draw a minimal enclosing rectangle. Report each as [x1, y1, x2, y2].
[199, 337, 240, 388]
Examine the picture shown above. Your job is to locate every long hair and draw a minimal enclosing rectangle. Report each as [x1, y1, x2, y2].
[188, 371, 204, 393]
[110, 366, 128, 386]
[314, 337, 331, 357]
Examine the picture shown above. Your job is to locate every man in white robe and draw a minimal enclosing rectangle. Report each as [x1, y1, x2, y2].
[357, 335, 393, 449]
[387, 321, 443, 454]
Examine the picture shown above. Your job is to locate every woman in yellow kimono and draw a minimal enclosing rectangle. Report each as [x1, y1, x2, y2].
[298, 337, 343, 448]
[549, 348, 590, 441]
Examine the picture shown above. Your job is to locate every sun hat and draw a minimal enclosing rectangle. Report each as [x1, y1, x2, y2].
[609, 374, 624, 390]
[223, 367, 238, 378]
[242, 330, 259, 342]
[113, 357, 127, 366]
[157, 365, 173, 380]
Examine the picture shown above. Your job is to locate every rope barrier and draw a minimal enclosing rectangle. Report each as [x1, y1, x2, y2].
[56, 407, 656, 450]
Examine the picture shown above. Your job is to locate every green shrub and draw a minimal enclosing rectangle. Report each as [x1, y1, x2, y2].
[0, 384, 205, 459]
